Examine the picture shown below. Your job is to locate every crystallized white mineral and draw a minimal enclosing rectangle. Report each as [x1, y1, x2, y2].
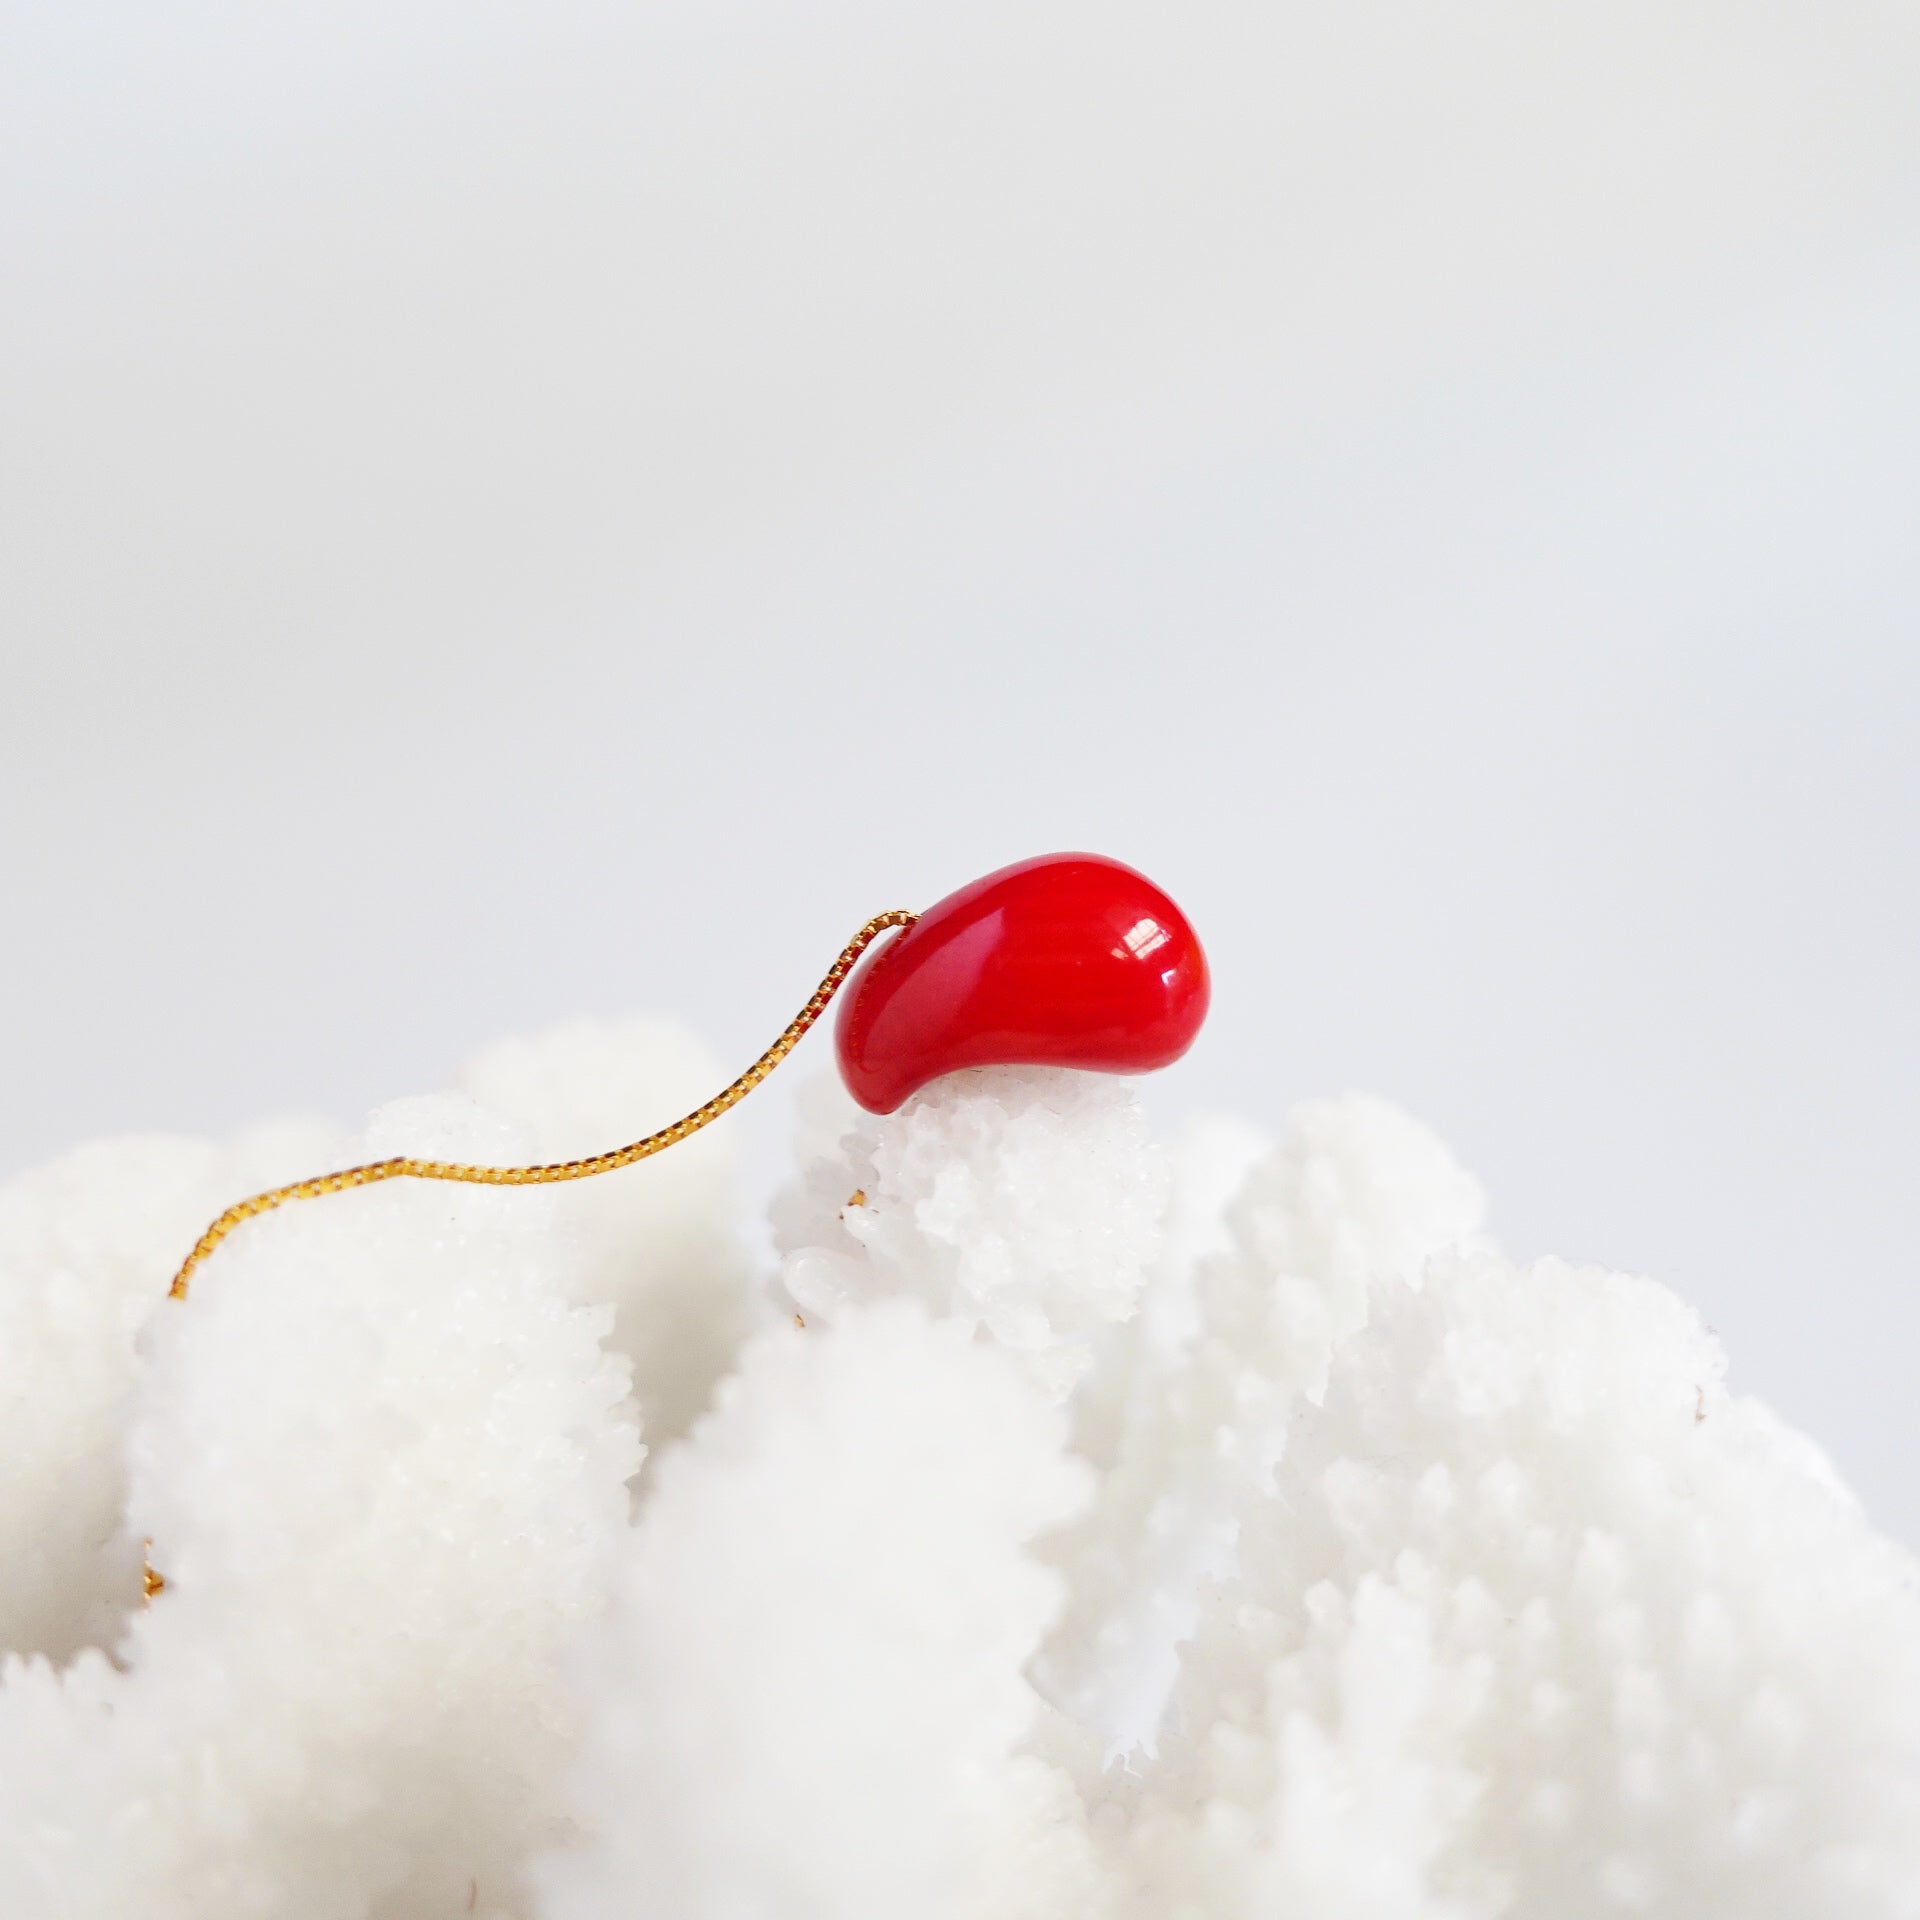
[0, 1118, 349, 1663]
[536, 1304, 1099, 1920]
[1119, 1246, 1920, 1916]
[0, 1093, 640, 1918]
[1, 1037, 1916, 1920]
[772, 1066, 1168, 1398]
[460, 1019, 753, 1453]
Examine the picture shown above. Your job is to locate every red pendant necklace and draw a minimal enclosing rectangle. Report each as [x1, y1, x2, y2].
[164, 852, 1208, 1301]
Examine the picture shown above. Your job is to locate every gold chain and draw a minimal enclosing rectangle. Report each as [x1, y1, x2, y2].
[144, 909, 914, 1598]
[164, 910, 916, 1303]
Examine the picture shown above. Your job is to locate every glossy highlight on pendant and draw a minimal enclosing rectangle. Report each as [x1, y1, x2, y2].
[834, 852, 1210, 1114]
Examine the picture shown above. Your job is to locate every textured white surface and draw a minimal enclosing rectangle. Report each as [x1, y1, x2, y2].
[0, 1120, 350, 1663]
[538, 1304, 1097, 1920]
[773, 1067, 1167, 1397]
[2, 1040, 1916, 1915]
[459, 1019, 752, 1453]
[0, 1093, 640, 1918]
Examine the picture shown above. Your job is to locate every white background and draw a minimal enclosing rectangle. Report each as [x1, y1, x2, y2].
[4, 5, 1917, 1539]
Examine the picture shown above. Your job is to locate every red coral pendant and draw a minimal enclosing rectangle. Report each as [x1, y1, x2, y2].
[835, 852, 1210, 1114]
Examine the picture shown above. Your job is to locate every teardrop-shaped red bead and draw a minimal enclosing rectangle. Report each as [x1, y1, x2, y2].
[835, 852, 1210, 1114]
